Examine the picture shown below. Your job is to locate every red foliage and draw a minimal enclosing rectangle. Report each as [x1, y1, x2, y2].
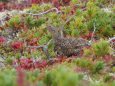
[0, 2, 26, 12]
[105, 57, 112, 63]
[52, 0, 59, 7]
[33, 38, 39, 43]
[15, 58, 47, 70]
[31, 0, 41, 4]
[112, 39, 115, 42]
[62, 0, 70, 5]
[0, 27, 4, 30]
[0, 0, 71, 12]
[81, 33, 96, 39]
[0, 3, 6, 12]
[18, 58, 33, 70]
[0, 37, 5, 44]
[13, 57, 68, 70]
[42, 0, 49, 3]
[29, 38, 39, 46]
[34, 60, 47, 69]
[17, 67, 25, 86]
[55, 57, 66, 63]
[70, 8, 75, 15]
[12, 41, 24, 50]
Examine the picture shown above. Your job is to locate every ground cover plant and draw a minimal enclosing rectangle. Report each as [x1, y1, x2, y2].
[0, 0, 115, 86]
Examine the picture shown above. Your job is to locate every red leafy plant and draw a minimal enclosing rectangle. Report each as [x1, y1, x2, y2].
[0, 37, 5, 44]
[15, 58, 47, 70]
[81, 33, 96, 40]
[34, 60, 47, 69]
[0, 27, 4, 30]
[17, 67, 26, 86]
[14, 57, 69, 70]
[12, 41, 24, 50]
[105, 55, 112, 63]
[29, 38, 39, 46]
[16, 66, 30, 86]
[17, 58, 34, 70]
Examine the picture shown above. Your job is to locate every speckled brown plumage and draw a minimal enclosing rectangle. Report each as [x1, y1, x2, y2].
[46, 25, 91, 57]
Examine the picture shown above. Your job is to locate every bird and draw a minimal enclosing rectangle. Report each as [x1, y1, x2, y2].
[46, 25, 91, 57]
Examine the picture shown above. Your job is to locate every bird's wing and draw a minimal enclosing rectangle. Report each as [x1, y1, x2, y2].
[67, 38, 90, 48]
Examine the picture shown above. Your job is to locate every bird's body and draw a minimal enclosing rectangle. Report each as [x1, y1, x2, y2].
[46, 25, 91, 57]
[53, 36, 90, 56]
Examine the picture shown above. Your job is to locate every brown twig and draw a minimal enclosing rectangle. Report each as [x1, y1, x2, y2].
[59, 15, 75, 38]
[29, 39, 53, 60]
[22, 8, 62, 16]
[89, 23, 96, 44]
[107, 37, 115, 52]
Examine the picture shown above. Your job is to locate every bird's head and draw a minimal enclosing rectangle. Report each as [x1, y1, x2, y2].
[46, 25, 58, 33]
[46, 25, 61, 39]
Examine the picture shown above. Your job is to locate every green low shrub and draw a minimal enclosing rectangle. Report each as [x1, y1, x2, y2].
[44, 65, 83, 86]
[92, 61, 104, 74]
[92, 40, 111, 57]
